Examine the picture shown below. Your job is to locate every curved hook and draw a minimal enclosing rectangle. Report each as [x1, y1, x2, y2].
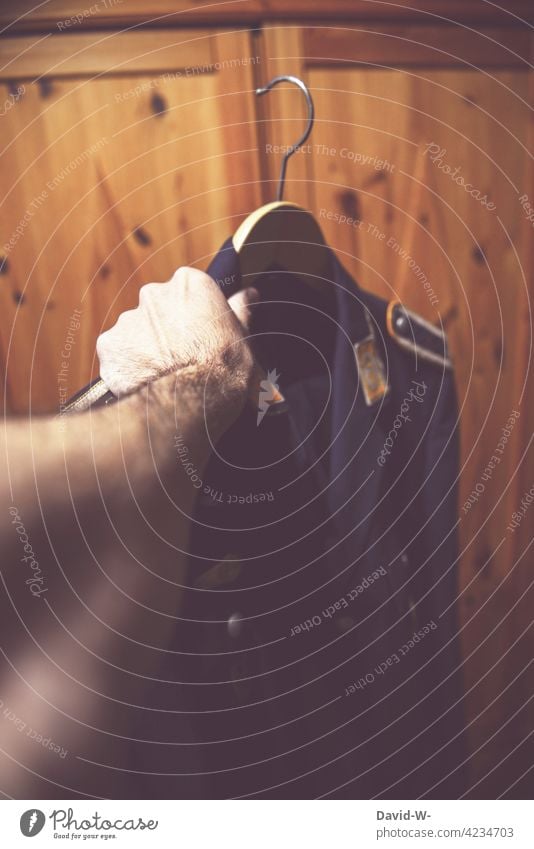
[256, 75, 314, 202]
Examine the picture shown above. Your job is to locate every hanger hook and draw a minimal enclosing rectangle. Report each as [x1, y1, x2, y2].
[256, 75, 315, 202]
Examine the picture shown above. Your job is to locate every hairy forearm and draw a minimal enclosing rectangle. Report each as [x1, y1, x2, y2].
[3, 392, 177, 554]
[2, 365, 238, 560]
[0, 365, 245, 796]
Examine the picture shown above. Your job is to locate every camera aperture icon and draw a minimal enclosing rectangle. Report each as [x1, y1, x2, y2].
[257, 369, 283, 425]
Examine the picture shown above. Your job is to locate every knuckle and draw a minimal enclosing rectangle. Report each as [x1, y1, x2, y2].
[116, 307, 136, 326]
[96, 330, 111, 359]
[138, 282, 159, 305]
[97, 324, 114, 344]
[97, 309, 134, 351]
[170, 267, 187, 285]
[173, 266, 216, 293]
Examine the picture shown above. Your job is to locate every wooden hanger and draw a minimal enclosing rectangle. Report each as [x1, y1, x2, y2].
[233, 76, 332, 298]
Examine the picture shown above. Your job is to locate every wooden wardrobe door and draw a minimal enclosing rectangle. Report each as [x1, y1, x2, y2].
[0, 28, 262, 413]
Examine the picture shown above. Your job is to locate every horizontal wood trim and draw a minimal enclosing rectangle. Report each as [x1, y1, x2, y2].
[0, 29, 218, 79]
[1, 24, 530, 81]
[303, 25, 532, 68]
[0, 0, 532, 32]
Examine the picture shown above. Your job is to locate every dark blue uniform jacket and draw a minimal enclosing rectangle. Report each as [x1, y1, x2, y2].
[142, 238, 467, 799]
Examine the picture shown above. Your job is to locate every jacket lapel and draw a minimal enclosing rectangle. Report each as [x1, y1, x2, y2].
[327, 255, 390, 562]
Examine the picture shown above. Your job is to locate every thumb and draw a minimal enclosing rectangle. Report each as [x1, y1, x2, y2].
[227, 287, 260, 332]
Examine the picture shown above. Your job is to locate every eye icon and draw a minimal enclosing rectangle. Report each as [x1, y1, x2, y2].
[20, 809, 46, 837]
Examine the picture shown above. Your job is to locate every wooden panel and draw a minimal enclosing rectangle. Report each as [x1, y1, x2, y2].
[0, 0, 532, 31]
[304, 25, 532, 68]
[261, 25, 534, 797]
[0, 29, 262, 413]
[3, 24, 528, 84]
[0, 29, 215, 78]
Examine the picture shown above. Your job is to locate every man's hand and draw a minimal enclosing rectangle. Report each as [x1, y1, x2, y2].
[97, 267, 256, 402]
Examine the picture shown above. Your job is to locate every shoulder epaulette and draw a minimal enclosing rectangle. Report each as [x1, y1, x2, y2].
[386, 300, 452, 369]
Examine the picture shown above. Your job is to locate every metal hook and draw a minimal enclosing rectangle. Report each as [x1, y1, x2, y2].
[256, 75, 315, 202]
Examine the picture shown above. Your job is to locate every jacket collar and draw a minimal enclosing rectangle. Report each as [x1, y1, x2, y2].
[207, 237, 370, 342]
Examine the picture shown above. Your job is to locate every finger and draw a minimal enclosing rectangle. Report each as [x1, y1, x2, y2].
[227, 289, 267, 402]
